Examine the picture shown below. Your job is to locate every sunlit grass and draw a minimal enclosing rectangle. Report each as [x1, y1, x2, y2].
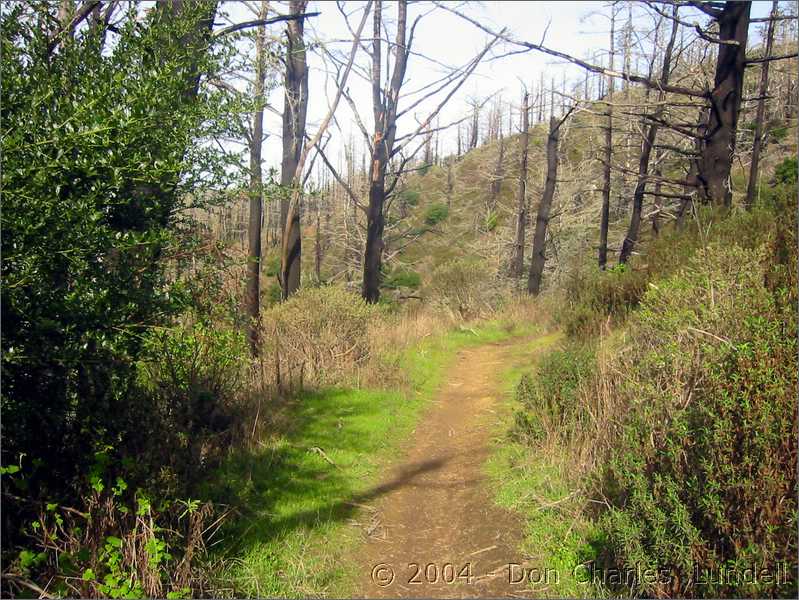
[484, 331, 605, 599]
[206, 315, 540, 597]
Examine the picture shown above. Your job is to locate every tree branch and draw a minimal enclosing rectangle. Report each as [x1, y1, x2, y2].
[213, 12, 320, 38]
[745, 52, 799, 65]
[437, 2, 709, 98]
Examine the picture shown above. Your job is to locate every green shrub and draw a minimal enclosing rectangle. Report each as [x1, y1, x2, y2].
[484, 211, 498, 231]
[265, 286, 378, 388]
[513, 343, 595, 444]
[264, 253, 281, 277]
[768, 119, 789, 142]
[596, 243, 797, 598]
[400, 189, 420, 206]
[0, 1, 240, 567]
[383, 266, 422, 290]
[513, 374, 546, 443]
[0, 7, 247, 594]
[3, 470, 213, 598]
[557, 264, 649, 337]
[139, 316, 248, 476]
[424, 202, 449, 226]
[774, 156, 797, 185]
[557, 205, 781, 339]
[426, 258, 503, 319]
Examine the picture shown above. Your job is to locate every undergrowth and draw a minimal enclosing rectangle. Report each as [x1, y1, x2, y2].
[205, 309, 540, 597]
[504, 173, 798, 598]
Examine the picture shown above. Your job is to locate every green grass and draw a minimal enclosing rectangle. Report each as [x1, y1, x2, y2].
[206, 315, 540, 597]
[485, 332, 605, 599]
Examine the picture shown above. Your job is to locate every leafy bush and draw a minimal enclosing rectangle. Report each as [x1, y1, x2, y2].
[264, 253, 281, 277]
[424, 202, 449, 226]
[383, 266, 422, 290]
[513, 343, 595, 444]
[426, 258, 503, 319]
[2, 464, 214, 598]
[265, 286, 378, 389]
[557, 263, 649, 337]
[138, 316, 249, 479]
[768, 119, 789, 142]
[400, 189, 420, 206]
[774, 156, 797, 185]
[596, 242, 797, 598]
[0, 3, 240, 593]
[557, 205, 782, 339]
[484, 211, 498, 232]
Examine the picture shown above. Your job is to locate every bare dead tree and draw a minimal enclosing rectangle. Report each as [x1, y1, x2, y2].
[509, 89, 530, 278]
[441, 0, 795, 212]
[280, 0, 371, 299]
[696, 1, 752, 206]
[487, 123, 505, 217]
[244, 0, 269, 355]
[317, 1, 500, 303]
[469, 101, 480, 150]
[314, 187, 327, 283]
[528, 107, 574, 295]
[423, 123, 433, 165]
[538, 71, 545, 122]
[446, 157, 454, 210]
[745, 0, 779, 209]
[278, 0, 310, 299]
[599, 6, 616, 270]
[619, 3, 679, 264]
[360, 0, 411, 302]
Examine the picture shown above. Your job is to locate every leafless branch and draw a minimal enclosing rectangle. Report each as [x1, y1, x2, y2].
[213, 11, 320, 38]
[437, 2, 709, 98]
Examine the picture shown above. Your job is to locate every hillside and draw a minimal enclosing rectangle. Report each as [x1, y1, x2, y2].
[295, 98, 798, 304]
[3, 2, 797, 599]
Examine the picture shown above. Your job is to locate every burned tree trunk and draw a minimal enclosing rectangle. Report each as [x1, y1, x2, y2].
[244, 0, 269, 353]
[469, 104, 479, 150]
[362, 0, 408, 303]
[619, 7, 678, 264]
[314, 193, 323, 282]
[598, 9, 615, 270]
[698, 1, 751, 207]
[446, 157, 454, 210]
[509, 90, 529, 278]
[363, 161, 388, 303]
[279, 0, 309, 299]
[350, 1, 495, 302]
[527, 112, 565, 295]
[745, 0, 778, 209]
[487, 126, 504, 215]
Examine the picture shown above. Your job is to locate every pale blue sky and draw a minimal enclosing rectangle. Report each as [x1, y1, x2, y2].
[222, 1, 782, 180]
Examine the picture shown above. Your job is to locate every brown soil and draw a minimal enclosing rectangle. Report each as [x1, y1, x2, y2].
[351, 337, 543, 598]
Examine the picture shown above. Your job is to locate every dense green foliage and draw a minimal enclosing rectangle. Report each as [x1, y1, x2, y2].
[423, 202, 449, 226]
[511, 181, 798, 597]
[1, 2, 245, 595]
[382, 266, 422, 290]
[513, 343, 595, 443]
[774, 156, 797, 185]
[600, 234, 797, 597]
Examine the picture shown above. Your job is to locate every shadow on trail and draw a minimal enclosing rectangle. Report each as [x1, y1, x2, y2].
[203, 386, 455, 558]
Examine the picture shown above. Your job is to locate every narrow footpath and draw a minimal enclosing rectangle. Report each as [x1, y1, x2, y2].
[352, 336, 553, 598]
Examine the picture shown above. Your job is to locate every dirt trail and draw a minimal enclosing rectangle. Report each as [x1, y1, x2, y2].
[353, 336, 546, 598]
